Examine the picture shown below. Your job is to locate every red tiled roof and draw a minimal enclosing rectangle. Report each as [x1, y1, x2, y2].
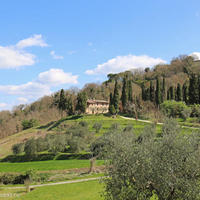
[87, 99, 109, 104]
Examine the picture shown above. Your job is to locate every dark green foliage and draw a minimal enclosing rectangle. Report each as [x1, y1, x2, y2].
[76, 92, 87, 113]
[113, 81, 120, 113]
[141, 83, 146, 101]
[79, 121, 88, 127]
[58, 89, 67, 115]
[160, 100, 188, 118]
[155, 77, 162, 105]
[162, 77, 166, 102]
[103, 120, 200, 200]
[21, 119, 39, 130]
[93, 122, 102, 133]
[109, 93, 115, 114]
[24, 138, 37, 156]
[189, 74, 199, 104]
[182, 82, 189, 104]
[66, 96, 74, 115]
[121, 76, 128, 110]
[168, 86, 174, 100]
[176, 83, 182, 101]
[150, 81, 155, 102]
[128, 80, 133, 102]
[12, 143, 24, 155]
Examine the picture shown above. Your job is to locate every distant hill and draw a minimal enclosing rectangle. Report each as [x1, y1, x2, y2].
[0, 55, 199, 139]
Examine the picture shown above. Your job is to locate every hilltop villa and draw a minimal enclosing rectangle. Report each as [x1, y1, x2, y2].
[86, 99, 109, 114]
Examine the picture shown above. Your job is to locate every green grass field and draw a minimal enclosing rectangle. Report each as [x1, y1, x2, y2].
[0, 160, 104, 173]
[0, 114, 196, 158]
[7, 180, 103, 200]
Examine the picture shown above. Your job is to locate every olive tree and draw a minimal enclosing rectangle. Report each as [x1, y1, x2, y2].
[103, 120, 200, 200]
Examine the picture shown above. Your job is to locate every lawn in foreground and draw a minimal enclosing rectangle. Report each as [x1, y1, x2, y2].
[0, 160, 104, 173]
[16, 180, 103, 200]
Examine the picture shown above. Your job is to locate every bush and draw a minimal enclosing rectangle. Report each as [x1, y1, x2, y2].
[93, 122, 102, 133]
[24, 138, 37, 156]
[79, 121, 88, 127]
[22, 119, 39, 130]
[160, 100, 188, 118]
[190, 104, 200, 117]
[12, 143, 24, 155]
[181, 107, 192, 121]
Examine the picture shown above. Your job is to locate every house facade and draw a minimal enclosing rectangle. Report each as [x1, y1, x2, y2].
[86, 99, 109, 114]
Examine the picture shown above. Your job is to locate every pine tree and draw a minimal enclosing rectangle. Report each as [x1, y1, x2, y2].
[189, 74, 199, 104]
[113, 81, 120, 113]
[176, 83, 182, 101]
[155, 77, 162, 105]
[121, 76, 128, 110]
[150, 81, 155, 102]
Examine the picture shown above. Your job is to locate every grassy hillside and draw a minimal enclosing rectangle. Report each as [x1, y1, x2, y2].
[0, 114, 195, 159]
[0, 114, 150, 158]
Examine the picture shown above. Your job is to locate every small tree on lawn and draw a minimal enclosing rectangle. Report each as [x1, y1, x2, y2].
[93, 122, 102, 133]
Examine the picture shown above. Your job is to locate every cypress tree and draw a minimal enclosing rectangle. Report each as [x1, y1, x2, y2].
[76, 92, 87, 113]
[142, 83, 146, 101]
[113, 81, 120, 113]
[176, 83, 182, 101]
[168, 86, 174, 100]
[155, 77, 162, 105]
[128, 80, 133, 102]
[182, 82, 188, 104]
[121, 76, 128, 110]
[162, 77, 166, 102]
[189, 74, 199, 104]
[66, 96, 74, 115]
[58, 89, 67, 116]
[199, 75, 200, 104]
[109, 93, 115, 114]
[146, 88, 150, 101]
[150, 81, 155, 102]
[167, 88, 170, 100]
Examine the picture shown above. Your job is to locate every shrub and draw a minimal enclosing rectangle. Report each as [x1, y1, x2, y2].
[22, 119, 39, 130]
[181, 107, 192, 121]
[12, 143, 24, 155]
[24, 138, 37, 156]
[79, 121, 88, 127]
[160, 100, 188, 118]
[93, 122, 102, 133]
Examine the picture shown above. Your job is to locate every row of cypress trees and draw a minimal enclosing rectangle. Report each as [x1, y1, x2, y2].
[142, 73, 200, 105]
[109, 75, 133, 114]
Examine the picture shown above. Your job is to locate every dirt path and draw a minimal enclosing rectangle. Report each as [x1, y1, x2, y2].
[120, 116, 199, 130]
[4, 177, 103, 190]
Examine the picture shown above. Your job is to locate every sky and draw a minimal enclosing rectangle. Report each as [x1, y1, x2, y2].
[0, 0, 200, 110]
